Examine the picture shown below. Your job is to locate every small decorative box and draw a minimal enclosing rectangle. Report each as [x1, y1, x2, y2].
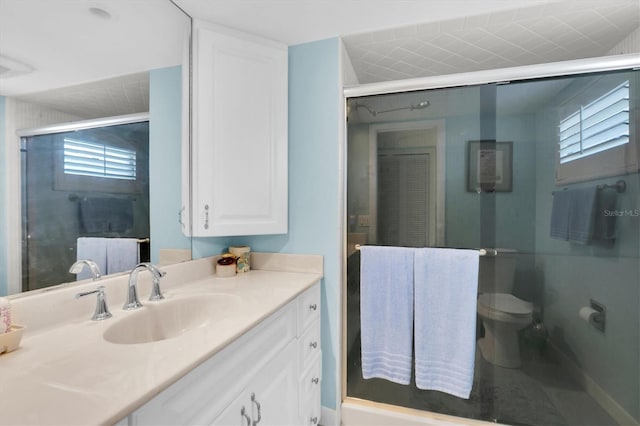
[0, 325, 25, 355]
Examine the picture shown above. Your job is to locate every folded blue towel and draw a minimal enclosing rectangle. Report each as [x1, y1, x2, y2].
[106, 238, 139, 274]
[551, 187, 602, 244]
[360, 246, 415, 385]
[568, 187, 597, 244]
[550, 190, 571, 240]
[593, 189, 618, 243]
[414, 247, 479, 399]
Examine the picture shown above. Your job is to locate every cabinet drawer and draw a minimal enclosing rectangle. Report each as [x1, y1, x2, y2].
[299, 353, 321, 425]
[210, 341, 298, 426]
[299, 353, 321, 407]
[297, 283, 320, 335]
[298, 319, 320, 372]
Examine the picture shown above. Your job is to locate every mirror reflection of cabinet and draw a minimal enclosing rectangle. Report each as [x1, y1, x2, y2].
[188, 20, 288, 237]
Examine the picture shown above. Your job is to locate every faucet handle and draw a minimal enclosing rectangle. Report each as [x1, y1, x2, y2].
[76, 286, 112, 321]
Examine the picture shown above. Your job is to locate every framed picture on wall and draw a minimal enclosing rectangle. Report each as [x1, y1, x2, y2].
[467, 140, 513, 193]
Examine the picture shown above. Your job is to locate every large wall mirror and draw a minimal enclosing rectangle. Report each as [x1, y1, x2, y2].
[0, 0, 192, 296]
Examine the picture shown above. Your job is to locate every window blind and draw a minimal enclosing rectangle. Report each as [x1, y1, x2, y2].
[63, 138, 137, 180]
[559, 81, 629, 164]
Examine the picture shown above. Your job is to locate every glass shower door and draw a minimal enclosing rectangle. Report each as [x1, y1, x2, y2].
[20, 121, 150, 292]
[345, 67, 640, 425]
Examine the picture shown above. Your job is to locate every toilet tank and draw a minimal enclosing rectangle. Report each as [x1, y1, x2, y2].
[477, 248, 517, 293]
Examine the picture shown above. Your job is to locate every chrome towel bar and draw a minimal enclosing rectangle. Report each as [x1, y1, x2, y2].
[354, 244, 498, 257]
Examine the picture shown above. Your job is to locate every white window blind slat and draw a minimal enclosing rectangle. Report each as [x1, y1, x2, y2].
[558, 80, 629, 164]
[63, 138, 137, 181]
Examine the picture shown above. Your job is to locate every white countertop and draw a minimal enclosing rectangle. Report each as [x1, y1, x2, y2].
[0, 254, 322, 425]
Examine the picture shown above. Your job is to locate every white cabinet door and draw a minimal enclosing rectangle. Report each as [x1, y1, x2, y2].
[191, 20, 288, 237]
[212, 341, 298, 426]
[130, 302, 297, 425]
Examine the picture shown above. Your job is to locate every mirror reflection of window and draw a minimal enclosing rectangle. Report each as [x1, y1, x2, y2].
[20, 120, 150, 292]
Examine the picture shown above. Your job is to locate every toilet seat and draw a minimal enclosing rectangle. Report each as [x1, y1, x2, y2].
[478, 293, 533, 319]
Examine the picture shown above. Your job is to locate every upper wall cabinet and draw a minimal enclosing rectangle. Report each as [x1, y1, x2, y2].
[190, 20, 288, 237]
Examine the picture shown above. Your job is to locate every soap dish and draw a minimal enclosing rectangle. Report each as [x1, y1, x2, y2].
[0, 325, 25, 355]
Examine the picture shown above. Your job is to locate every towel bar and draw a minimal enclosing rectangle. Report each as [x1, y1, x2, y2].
[597, 179, 626, 193]
[354, 244, 497, 256]
[553, 179, 626, 195]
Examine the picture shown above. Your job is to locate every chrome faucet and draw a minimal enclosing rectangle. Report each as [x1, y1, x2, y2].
[76, 286, 112, 321]
[69, 259, 102, 280]
[123, 263, 166, 310]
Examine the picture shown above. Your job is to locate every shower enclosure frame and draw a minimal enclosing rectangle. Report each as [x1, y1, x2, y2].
[340, 52, 640, 426]
[6, 112, 149, 295]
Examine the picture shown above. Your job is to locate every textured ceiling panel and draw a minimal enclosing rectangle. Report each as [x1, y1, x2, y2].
[15, 73, 149, 119]
[343, 1, 640, 84]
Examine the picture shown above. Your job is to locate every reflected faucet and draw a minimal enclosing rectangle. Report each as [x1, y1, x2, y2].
[123, 263, 166, 310]
[69, 260, 102, 280]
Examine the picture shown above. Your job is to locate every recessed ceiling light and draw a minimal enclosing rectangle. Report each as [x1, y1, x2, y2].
[89, 7, 112, 20]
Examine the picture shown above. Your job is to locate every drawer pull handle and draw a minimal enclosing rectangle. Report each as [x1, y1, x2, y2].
[309, 303, 317, 311]
[309, 341, 318, 349]
[241, 407, 251, 426]
[311, 416, 318, 424]
[311, 377, 319, 384]
[251, 392, 262, 426]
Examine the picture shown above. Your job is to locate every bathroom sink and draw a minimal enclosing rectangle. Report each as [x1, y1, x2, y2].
[103, 294, 240, 344]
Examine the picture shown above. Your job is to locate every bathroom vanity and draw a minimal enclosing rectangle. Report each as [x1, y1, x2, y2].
[0, 253, 322, 426]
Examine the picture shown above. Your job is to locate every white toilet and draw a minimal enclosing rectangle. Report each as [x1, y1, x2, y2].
[476, 249, 533, 368]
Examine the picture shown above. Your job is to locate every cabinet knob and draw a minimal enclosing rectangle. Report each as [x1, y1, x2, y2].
[203, 204, 210, 230]
[310, 416, 318, 425]
[241, 407, 251, 426]
[311, 377, 319, 385]
[309, 341, 318, 349]
[309, 303, 317, 311]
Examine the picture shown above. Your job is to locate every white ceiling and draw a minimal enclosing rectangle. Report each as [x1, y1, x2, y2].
[0, 0, 187, 97]
[0, 0, 638, 118]
[174, 0, 560, 45]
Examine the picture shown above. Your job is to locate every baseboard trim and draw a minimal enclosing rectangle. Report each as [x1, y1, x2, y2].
[320, 406, 338, 426]
[547, 341, 639, 426]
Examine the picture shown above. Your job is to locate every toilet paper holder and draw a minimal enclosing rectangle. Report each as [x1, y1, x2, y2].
[589, 299, 606, 332]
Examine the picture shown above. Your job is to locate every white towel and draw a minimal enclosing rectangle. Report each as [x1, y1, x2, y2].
[414, 247, 479, 399]
[360, 246, 414, 385]
[76, 238, 107, 280]
[106, 238, 139, 274]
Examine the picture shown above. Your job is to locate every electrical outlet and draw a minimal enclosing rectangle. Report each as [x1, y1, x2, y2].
[358, 215, 370, 227]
